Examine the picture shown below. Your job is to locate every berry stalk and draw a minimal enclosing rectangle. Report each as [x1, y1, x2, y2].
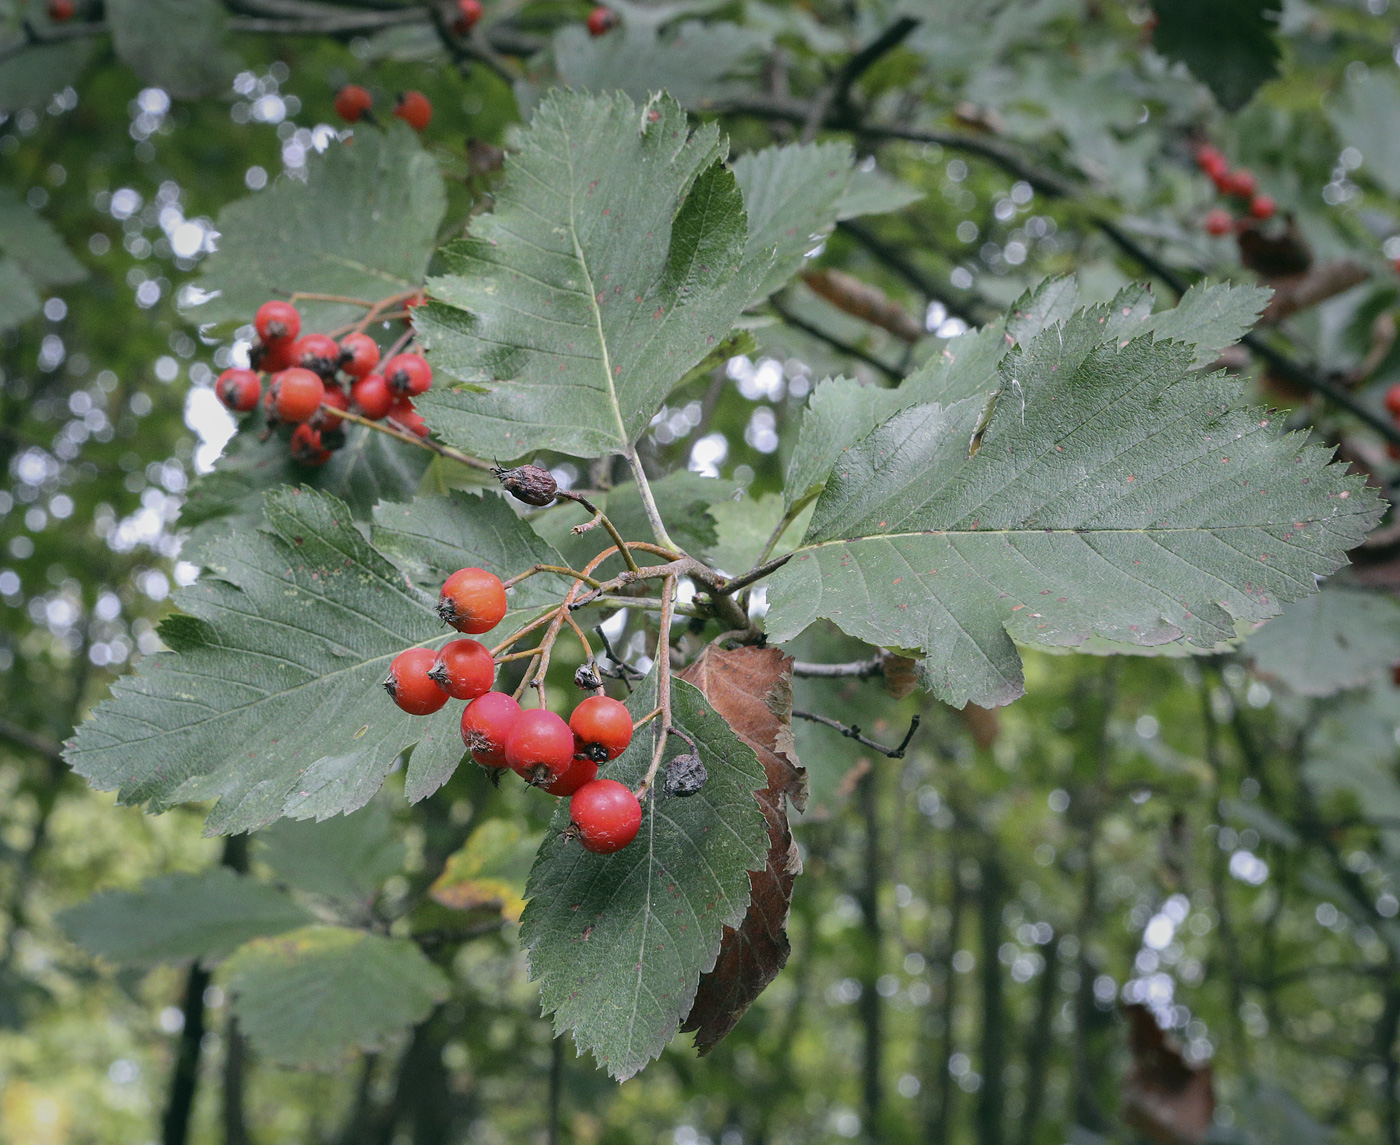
[633, 574, 676, 803]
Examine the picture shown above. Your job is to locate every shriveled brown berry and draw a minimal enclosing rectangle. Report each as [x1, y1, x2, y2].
[574, 662, 603, 691]
[663, 753, 707, 797]
[492, 463, 558, 506]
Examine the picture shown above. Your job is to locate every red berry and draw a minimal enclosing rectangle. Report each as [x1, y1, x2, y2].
[454, 0, 483, 32]
[1211, 170, 1233, 196]
[339, 332, 380, 378]
[586, 5, 618, 36]
[385, 647, 449, 715]
[271, 368, 326, 423]
[351, 373, 394, 420]
[388, 395, 429, 436]
[438, 567, 508, 634]
[1249, 194, 1276, 221]
[569, 779, 642, 854]
[252, 336, 297, 374]
[47, 0, 74, 22]
[216, 368, 261, 412]
[428, 638, 495, 700]
[394, 91, 432, 132]
[290, 423, 332, 467]
[1194, 144, 1227, 178]
[255, 300, 301, 345]
[505, 708, 575, 786]
[335, 84, 374, 124]
[1224, 169, 1257, 198]
[293, 333, 342, 378]
[569, 695, 633, 762]
[1385, 383, 1400, 420]
[383, 352, 432, 396]
[543, 755, 598, 797]
[312, 385, 348, 431]
[1204, 208, 1233, 237]
[460, 691, 521, 767]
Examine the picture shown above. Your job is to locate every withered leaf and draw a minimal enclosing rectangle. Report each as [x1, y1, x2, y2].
[677, 645, 806, 1052]
[1121, 1003, 1215, 1144]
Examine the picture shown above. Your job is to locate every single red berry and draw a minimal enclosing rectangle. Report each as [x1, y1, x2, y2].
[388, 395, 429, 436]
[1211, 169, 1233, 196]
[460, 691, 521, 767]
[405, 292, 426, 310]
[1194, 144, 1227, 178]
[351, 373, 394, 420]
[271, 368, 326, 423]
[586, 5, 618, 36]
[544, 755, 599, 797]
[216, 368, 261, 412]
[505, 708, 575, 786]
[438, 567, 508, 634]
[335, 84, 374, 124]
[339, 332, 380, 378]
[289, 423, 332, 467]
[1385, 383, 1400, 420]
[427, 638, 495, 700]
[1204, 208, 1233, 237]
[394, 91, 432, 132]
[252, 336, 297, 374]
[255, 300, 301, 345]
[1249, 194, 1276, 221]
[385, 647, 449, 715]
[454, 0, 483, 33]
[47, 0, 75, 22]
[569, 695, 633, 762]
[569, 779, 642, 854]
[1224, 169, 1257, 198]
[312, 384, 348, 431]
[383, 352, 432, 396]
[293, 333, 343, 378]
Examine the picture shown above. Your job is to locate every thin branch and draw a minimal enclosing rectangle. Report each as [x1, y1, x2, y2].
[501, 563, 603, 591]
[555, 489, 640, 575]
[792, 658, 885, 680]
[769, 294, 903, 382]
[0, 717, 64, 764]
[623, 445, 683, 554]
[836, 219, 983, 326]
[801, 17, 921, 142]
[718, 551, 793, 596]
[794, 710, 920, 758]
[329, 404, 493, 471]
[634, 575, 677, 802]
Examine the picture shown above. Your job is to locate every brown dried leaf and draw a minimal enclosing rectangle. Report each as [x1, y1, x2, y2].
[957, 702, 1000, 749]
[1121, 1003, 1215, 1144]
[879, 652, 919, 700]
[802, 267, 924, 343]
[678, 645, 806, 1052]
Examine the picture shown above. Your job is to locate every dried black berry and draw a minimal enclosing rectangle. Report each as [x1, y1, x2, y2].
[319, 426, 347, 451]
[574, 662, 603, 691]
[663, 753, 707, 797]
[492, 463, 557, 506]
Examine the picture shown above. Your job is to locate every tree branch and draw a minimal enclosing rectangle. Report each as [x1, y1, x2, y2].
[0, 717, 64, 764]
[793, 710, 919, 758]
[769, 294, 903, 382]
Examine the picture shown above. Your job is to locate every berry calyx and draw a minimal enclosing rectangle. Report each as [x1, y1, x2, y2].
[1194, 144, 1227, 179]
[216, 368, 261, 412]
[586, 5, 618, 36]
[290, 423, 332, 467]
[394, 91, 432, 132]
[543, 755, 598, 797]
[505, 708, 575, 786]
[427, 638, 495, 700]
[48, 0, 75, 23]
[1249, 194, 1276, 221]
[438, 567, 508, 634]
[271, 368, 326, 423]
[255, 300, 301, 345]
[387, 396, 428, 436]
[492, 463, 558, 506]
[351, 374, 394, 420]
[574, 662, 603, 691]
[454, 0, 483, 33]
[460, 691, 521, 767]
[569, 779, 642, 854]
[339, 332, 380, 378]
[293, 333, 343, 378]
[383, 352, 432, 396]
[1204, 208, 1233, 237]
[312, 385, 348, 431]
[334, 84, 374, 124]
[1385, 383, 1400, 420]
[385, 647, 449, 715]
[569, 695, 633, 762]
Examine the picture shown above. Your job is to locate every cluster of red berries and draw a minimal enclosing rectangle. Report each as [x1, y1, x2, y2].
[1196, 145, 1276, 236]
[214, 299, 433, 467]
[333, 85, 433, 132]
[384, 565, 643, 854]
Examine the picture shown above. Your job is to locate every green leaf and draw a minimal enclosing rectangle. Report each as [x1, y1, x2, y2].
[1134, 280, 1270, 369]
[256, 802, 404, 910]
[68, 487, 554, 832]
[106, 0, 237, 100]
[0, 257, 40, 331]
[1246, 587, 1400, 697]
[1328, 71, 1400, 199]
[1151, 0, 1282, 112]
[733, 141, 854, 302]
[707, 492, 786, 577]
[0, 37, 95, 113]
[59, 869, 310, 967]
[225, 926, 450, 1068]
[429, 818, 542, 922]
[835, 165, 924, 221]
[765, 309, 1383, 709]
[520, 673, 768, 1080]
[185, 126, 446, 334]
[415, 90, 765, 461]
[0, 187, 85, 289]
